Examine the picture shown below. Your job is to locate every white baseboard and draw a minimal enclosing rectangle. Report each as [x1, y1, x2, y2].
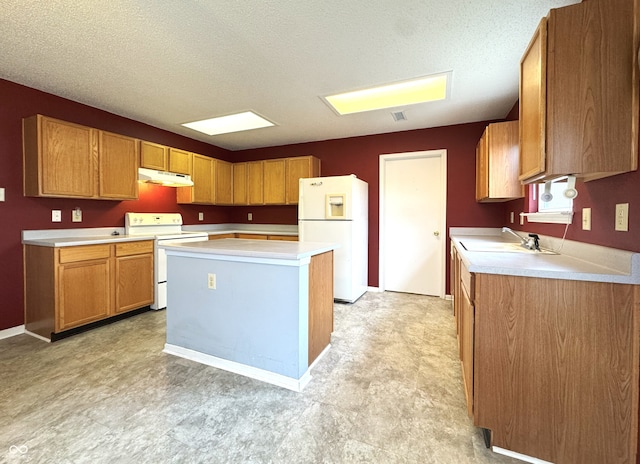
[444, 294, 453, 301]
[24, 330, 51, 342]
[493, 447, 554, 464]
[163, 344, 312, 392]
[367, 286, 381, 292]
[0, 325, 25, 340]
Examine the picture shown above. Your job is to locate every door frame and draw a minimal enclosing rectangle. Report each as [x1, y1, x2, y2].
[378, 149, 447, 298]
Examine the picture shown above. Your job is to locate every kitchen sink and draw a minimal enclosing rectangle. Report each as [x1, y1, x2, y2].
[459, 240, 557, 255]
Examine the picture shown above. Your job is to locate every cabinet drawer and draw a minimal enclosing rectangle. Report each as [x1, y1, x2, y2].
[59, 244, 111, 264]
[116, 240, 154, 257]
[208, 233, 235, 240]
[460, 262, 474, 300]
[268, 235, 298, 241]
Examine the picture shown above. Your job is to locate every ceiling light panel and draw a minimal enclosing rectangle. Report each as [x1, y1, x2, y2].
[182, 111, 275, 136]
[324, 72, 451, 115]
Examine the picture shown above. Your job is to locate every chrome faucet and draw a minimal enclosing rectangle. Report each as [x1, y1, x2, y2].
[501, 227, 540, 251]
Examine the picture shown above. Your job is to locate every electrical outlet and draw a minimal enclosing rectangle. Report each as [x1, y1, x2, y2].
[52, 210, 61, 222]
[519, 213, 524, 225]
[615, 203, 629, 231]
[0, 187, 5, 202]
[198, 212, 204, 221]
[248, 212, 253, 221]
[207, 273, 216, 289]
[509, 212, 514, 224]
[72, 208, 82, 222]
[582, 207, 591, 231]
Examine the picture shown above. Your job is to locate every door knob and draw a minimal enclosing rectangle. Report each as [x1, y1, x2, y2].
[433, 231, 440, 236]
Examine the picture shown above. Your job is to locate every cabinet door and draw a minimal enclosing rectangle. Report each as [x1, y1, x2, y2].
[460, 284, 474, 418]
[99, 131, 139, 199]
[168, 147, 192, 175]
[215, 159, 233, 205]
[285, 156, 320, 204]
[115, 253, 153, 314]
[24, 115, 96, 198]
[140, 141, 168, 170]
[263, 159, 286, 204]
[519, 17, 547, 182]
[58, 259, 111, 331]
[247, 161, 264, 205]
[233, 162, 248, 205]
[192, 154, 215, 204]
[475, 131, 489, 201]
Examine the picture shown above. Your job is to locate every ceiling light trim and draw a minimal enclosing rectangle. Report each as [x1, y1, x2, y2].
[322, 71, 452, 116]
[181, 111, 276, 136]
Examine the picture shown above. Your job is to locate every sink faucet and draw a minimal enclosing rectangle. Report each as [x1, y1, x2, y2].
[501, 227, 540, 251]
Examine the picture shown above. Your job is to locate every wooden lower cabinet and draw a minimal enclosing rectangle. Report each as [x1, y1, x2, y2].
[451, 243, 639, 464]
[59, 257, 111, 330]
[24, 240, 154, 339]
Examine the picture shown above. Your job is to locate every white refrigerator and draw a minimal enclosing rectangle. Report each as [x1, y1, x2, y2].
[298, 174, 368, 303]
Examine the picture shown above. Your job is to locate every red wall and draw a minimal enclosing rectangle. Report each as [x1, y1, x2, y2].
[233, 123, 507, 290]
[0, 79, 233, 330]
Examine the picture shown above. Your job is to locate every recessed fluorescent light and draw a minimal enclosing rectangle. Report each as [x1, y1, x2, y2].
[324, 72, 450, 115]
[181, 111, 275, 136]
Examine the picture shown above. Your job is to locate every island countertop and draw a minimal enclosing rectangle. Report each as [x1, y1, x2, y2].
[160, 238, 337, 261]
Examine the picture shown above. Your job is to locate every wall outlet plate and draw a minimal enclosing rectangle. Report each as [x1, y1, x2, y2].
[615, 203, 629, 231]
[198, 212, 204, 221]
[72, 208, 82, 222]
[0, 187, 5, 202]
[52, 210, 61, 222]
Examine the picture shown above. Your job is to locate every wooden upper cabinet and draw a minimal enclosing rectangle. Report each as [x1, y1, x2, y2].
[232, 162, 248, 205]
[23, 115, 96, 198]
[476, 121, 523, 202]
[520, 0, 639, 183]
[247, 161, 264, 205]
[168, 147, 192, 175]
[215, 159, 233, 205]
[191, 154, 215, 204]
[285, 156, 321, 204]
[263, 159, 286, 205]
[23, 115, 139, 200]
[98, 131, 139, 200]
[140, 140, 168, 171]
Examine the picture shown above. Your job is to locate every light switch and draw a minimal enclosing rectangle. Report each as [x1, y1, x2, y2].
[52, 210, 62, 222]
[582, 208, 591, 230]
[198, 212, 204, 221]
[0, 187, 5, 202]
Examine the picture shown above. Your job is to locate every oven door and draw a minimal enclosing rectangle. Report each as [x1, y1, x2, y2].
[154, 236, 208, 309]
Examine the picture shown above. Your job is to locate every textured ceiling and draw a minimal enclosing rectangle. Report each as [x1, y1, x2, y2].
[0, 0, 579, 151]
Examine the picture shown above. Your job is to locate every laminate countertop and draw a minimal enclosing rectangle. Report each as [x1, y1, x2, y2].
[450, 228, 640, 284]
[160, 238, 336, 262]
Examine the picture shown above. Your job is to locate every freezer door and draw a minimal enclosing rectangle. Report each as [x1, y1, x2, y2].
[299, 175, 355, 220]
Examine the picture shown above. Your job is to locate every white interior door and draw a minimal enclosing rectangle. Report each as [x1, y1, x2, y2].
[380, 150, 446, 297]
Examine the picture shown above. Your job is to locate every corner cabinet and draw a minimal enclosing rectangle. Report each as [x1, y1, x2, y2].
[476, 121, 524, 202]
[23, 115, 139, 200]
[24, 240, 154, 340]
[519, 0, 639, 183]
[450, 241, 639, 464]
[476, 121, 523, 202]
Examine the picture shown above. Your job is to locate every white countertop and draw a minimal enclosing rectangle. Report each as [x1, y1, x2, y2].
[161, 238, 337, 261]
[21, 223, 298, 247]
[450, 229, 640, 284]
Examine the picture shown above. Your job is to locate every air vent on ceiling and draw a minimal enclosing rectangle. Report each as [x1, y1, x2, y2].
[391, 111, 407, 122]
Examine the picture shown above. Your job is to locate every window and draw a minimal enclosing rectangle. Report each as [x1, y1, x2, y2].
[537, 180, 573, 212]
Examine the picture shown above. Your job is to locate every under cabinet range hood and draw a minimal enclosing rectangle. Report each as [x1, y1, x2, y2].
[138, 168, 193, 187]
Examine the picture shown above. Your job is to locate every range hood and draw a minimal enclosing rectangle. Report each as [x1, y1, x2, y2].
[138, 168, 194, 187]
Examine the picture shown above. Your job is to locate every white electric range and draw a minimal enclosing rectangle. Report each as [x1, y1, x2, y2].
[125, 212, 208, 309]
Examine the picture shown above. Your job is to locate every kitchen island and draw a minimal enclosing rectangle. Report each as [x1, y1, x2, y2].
[160, 239, 336, 391]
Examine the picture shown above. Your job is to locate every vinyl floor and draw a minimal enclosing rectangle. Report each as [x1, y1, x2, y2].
[0, 291, 521, 464]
